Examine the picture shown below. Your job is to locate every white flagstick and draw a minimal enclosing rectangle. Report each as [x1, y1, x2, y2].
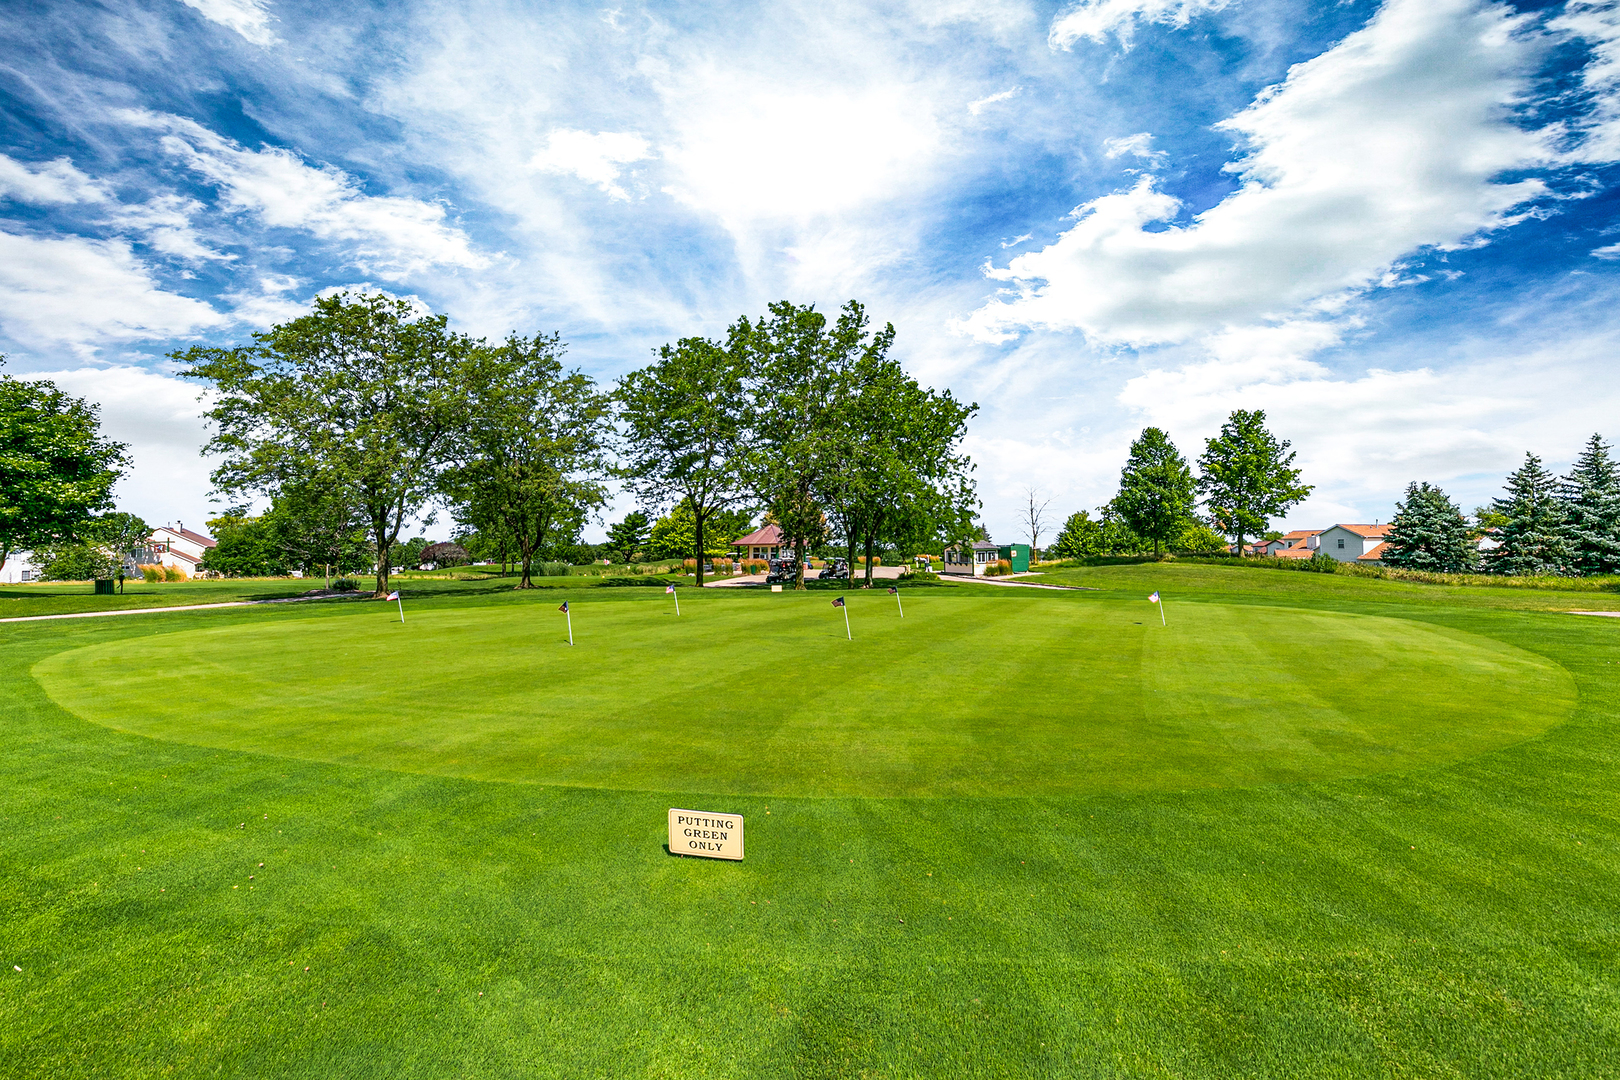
[892, 587, 903, 618]
[389, 590, 404, 622]
[843, 602, 852, 640]
[1159, 600, 1166, 627]
[674, 591, 680, 616]
[566, 606, 574, 645]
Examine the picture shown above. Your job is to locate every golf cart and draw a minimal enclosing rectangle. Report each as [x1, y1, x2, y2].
[766, 553, 799, 585]
[819, 558, 850, 582]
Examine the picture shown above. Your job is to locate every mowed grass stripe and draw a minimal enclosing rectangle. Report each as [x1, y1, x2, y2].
[31, 590, 1573, 797]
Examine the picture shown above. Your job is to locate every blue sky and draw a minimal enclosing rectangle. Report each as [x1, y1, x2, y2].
[4, 0, 1620, 543]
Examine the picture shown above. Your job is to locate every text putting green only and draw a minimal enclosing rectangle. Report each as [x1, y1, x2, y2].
[668, 809, 744, 860]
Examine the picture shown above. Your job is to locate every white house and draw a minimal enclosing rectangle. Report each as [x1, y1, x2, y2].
[148, 523, 216, 577]
[1315, 523, 1391, 564]
[0, 551, 39, 584]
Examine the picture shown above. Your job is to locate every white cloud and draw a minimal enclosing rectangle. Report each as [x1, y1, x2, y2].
[530, 129, 652, 201]
[31, 365, 219, 527]
[968, 87, 1022, 116]
[0, 231, 225, 352]
[1049, 0, 1232, 48]
[177, 0, 277, 46]
[223, 274, 309, 327]
[1551, 1, 1620, 162]
[658, 73, 941, 224]
[122, 111, 490, 280]
[961, 0, 1553, 347]
[0, 155, 111, 205]
[1102, 131, 1167, 166]
[109, 195, 235, 262]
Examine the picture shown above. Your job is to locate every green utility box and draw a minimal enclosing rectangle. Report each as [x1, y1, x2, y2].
[997, 544, 1031, 573]
[94, 579, 116, 595]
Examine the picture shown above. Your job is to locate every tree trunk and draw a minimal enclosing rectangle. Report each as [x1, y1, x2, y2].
[695, 508, 706, 587]
[516, 527, 536, 588]
[863, 531, 875, 588]
[325, 563, 331, 589]
[373, 519, 391, 597]
[845, 519, 857, 592]
[794, 536, 806, 590]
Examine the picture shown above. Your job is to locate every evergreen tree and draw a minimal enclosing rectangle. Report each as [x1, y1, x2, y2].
[1381, 482, 1475, 573]
[1486, 453, 1572, 576]
[1561, 434, 1620, 576]
[1113, 427, 1196, 557]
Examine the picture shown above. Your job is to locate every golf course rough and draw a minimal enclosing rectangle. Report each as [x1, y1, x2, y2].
[32, 593, 1574, 797]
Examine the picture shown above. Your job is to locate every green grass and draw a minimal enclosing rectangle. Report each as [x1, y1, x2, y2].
[3, 567, 1620, 1076]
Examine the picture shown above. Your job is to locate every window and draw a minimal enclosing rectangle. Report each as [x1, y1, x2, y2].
[1337, 538, 1344, 549]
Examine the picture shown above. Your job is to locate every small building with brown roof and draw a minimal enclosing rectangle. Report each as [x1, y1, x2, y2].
[149, 523, 216, 576]
[730, 524, 783, 561]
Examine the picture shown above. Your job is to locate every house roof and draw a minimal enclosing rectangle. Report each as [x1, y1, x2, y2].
[1358, 541, 1390, 561]
[1280, 529, 1321, 541]
[730, 524, 782, 547]
[154, 526, 217, 548]
[971, 540, 1000, 551]
[1330, 523, 1391, 539]
[166, 549, 201, 565]
[1273, 545, 1314, 559]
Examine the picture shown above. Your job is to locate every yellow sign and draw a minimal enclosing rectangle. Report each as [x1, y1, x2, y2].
[668, 808, 744, 860]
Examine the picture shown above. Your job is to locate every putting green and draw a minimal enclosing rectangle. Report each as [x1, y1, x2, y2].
[32, 592, 1574, 797]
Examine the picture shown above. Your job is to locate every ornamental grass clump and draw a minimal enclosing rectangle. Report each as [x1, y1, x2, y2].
[163, 564, 187, 582]
[139, 565, 162, 583]
[538, 562, 571, 577]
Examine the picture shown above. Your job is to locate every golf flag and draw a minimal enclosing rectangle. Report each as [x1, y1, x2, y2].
[1148, 590, 1166, 627]
[833, 595, 850, 640]
[388, 590, 403, 623]
[559, 600, 573, 645]
[558, 601, 568, 612]
[831, 596, 845, 607]
[888, 584, 903, 618]
[666, 582, 680, 615]
[1148, 591, 1159, 603]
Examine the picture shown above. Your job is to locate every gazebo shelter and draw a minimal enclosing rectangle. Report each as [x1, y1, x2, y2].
[731, 524, 784, 561]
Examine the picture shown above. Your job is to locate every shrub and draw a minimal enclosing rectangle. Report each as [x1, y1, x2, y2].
[682, 558, 698, 571]
[538, 561, 571, 577]
[1304, 552, 1339, 573]
[331, 577, 359, 591]
[163, 564, 187, 582]
[139, 564, 162, 583]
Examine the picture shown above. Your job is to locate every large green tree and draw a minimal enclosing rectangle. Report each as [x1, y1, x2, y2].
[1114, 427, 1197, 557]
[0, 358, 129, 569]
[1381, 482, 1475, 573]
[816, 306, 977, 588]
[202, 512, 289, 577]
[1562, 434, 1620, 576]
[647, 500, 753, 562]
[1486, 452, 1572, 576]
[604, 511, 651, 562]
[178, 293, 475, 597]
[1050, 510, 1103, 559]
[616, 336, 749, 587]
[265, 480, 371, 586]
[1196, 410, 1313, 556]
[440, 334, 612, 588]
[731, 301, 871, 589]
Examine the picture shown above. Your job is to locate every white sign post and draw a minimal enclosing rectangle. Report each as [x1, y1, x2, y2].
[668, 808, 745, 861]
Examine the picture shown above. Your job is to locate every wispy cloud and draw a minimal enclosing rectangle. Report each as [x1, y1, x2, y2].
[530, 129, 653, 201]
[968, 87, 1022, 116]
[123, 110, 490, 279]
[176, 0, 277, 47]
[1049, 0, 1233, 48]
[961, 0, 1555, 346]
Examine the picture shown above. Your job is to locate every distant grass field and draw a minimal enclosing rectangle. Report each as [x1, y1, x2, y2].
[3, 566, 1620, 1077]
